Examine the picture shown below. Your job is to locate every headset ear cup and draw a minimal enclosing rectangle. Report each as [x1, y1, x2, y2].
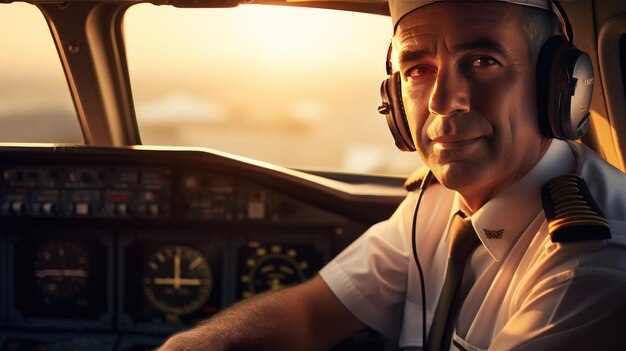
[537, 35, 568, 139]
[562, 48, 594, 139]
[536, 35, 594, 140]
[379, 72, 416, 151]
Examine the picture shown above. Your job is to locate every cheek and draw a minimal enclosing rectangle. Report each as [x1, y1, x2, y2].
[401, 83, 432, 141]
[472, 72, 538, 134]
[475, 77, 542, 162]
[470, 79, 514, 119]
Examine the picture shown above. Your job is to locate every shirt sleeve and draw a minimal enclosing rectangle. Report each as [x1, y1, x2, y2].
[319, 193, 417, 339]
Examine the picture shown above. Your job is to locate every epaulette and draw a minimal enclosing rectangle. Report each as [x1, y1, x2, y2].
[541, 174, 611, 242]
[404, 165, 437, 191]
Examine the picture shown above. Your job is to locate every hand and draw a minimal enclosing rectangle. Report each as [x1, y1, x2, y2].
[156, 328, 225, 351]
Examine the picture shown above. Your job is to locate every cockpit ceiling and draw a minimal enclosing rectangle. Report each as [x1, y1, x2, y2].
[2, 0, 390, 15]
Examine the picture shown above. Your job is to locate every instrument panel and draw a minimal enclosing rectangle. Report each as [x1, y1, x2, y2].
[0, 145, 404, 350]
[120, 234, 224, 331]
[11, 234, 112, 323]
[237, 240, 323, 300]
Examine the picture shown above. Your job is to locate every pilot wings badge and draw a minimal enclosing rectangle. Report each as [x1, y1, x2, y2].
[483, 228, 504, 239]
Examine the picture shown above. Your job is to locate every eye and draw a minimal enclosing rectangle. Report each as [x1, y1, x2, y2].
[470, 56, 499, 68]
[406, 65, 436, 79]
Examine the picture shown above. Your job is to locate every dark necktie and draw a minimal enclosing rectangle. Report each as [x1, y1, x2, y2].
[426, 210, 481, 351]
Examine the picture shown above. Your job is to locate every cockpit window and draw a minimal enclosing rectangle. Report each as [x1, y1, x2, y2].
[0, 3, 82, 143]
[125, 4, 422, 175]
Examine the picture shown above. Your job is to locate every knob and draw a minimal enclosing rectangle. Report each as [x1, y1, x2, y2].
[41, 202, 56, 215]
[75, 202, 90, 215]
[10, 201, 24, 215]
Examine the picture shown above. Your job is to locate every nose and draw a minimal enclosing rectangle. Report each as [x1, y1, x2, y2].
[428, 67, 470, 116]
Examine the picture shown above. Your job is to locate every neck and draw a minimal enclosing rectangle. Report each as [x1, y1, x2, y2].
[460, 138, 553, 213]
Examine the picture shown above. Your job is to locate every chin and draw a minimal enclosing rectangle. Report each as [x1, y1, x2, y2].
[433, 162, 485, 193]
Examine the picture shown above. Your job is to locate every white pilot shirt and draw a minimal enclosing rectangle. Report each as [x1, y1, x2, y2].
[319, 139, 626, 350]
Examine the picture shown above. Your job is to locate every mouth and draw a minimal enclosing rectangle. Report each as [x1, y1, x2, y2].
[431, 136, 484, 150]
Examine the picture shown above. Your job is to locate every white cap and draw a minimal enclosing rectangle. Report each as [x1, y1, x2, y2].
[390, 0, 560, 30]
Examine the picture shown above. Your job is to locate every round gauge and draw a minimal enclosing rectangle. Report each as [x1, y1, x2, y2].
[142, 245, 213, 316]
[240, 243, 310, 298]
[34, 241, 90, 304]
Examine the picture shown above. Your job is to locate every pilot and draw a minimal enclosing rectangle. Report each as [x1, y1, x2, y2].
[158, 1, 626, 350]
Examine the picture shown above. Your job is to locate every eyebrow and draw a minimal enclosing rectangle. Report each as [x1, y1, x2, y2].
[396, 36, 511, 66]
[397, 48, 432, 66]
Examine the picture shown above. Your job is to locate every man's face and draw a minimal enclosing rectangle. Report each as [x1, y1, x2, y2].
[394, 2, 550, 210]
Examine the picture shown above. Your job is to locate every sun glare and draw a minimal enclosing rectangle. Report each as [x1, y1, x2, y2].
[232, 6, 333, 61]
[124, 4, 421, 174]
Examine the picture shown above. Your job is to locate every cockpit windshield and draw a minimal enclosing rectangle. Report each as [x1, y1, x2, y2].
[124, 4, 422, 175]
[0, 3, 82, 143]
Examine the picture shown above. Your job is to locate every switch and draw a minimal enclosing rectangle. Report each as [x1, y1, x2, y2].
[116, 203, 128, 216]
[184, 176, 199, 189]
[10, 201, 24, 215]
[248, 202, 265, 220]
[4, 170, 23, 182]
[41, 202, 56, 215]
[69, 171, 83, 182]
[75, 202, 90, 215]
[148, 203, 159, 216]
[144, 191, 158, 202]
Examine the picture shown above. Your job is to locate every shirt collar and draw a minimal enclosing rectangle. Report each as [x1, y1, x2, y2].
[456, 139, 576, 261]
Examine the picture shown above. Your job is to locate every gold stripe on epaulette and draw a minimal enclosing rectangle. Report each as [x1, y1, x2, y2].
[541, 174, 611, 242]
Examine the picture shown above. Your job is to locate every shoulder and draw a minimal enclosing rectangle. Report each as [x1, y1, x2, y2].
[570, 141, 626, 221]
[403, 165, 436, 191]
[543, 142, 626, 244]
[542, 174, 611, 242]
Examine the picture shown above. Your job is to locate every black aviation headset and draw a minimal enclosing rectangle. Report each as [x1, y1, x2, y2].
[377, 0, 595, 152]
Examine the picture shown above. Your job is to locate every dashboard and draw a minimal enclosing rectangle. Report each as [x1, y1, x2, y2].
[0, 144, 406, 351]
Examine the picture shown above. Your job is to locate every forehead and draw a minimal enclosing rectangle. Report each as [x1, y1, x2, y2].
[394, 2, 526, 50]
